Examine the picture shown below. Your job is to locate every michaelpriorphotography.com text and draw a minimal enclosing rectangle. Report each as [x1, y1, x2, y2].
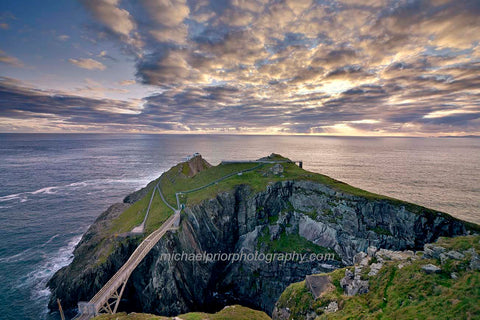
[158, 251, 336, 264]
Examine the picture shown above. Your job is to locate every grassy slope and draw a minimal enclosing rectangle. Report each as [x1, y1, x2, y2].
[88, 156, 480, 319]
[277, 235, 480, 320]
[106, 154, 479, 240]
[108, 180, 172, 236]
[93, 153, 479, 265]
[93, 305, 271, 320]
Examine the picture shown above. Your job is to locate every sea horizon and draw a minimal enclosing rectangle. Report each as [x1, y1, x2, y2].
[0, 133, 479, 320]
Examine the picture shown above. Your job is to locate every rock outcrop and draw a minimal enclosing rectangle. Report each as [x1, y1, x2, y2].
[48, 156, 478, 317]
[273, 235, 480, 320]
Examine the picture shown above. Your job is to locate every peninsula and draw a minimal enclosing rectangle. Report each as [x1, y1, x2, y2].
[48, 154, 479, 319]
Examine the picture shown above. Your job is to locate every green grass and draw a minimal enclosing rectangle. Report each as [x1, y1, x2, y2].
[94, 313, 169, 320]
[144, 189, 173, 234]
[93, 305, 271, 320]
[436, 235, 480, 252]
[257, 228, 338, 258]
[92, 154, 480, 266]
[122, 154, 478, 234]
[100, 153, 480, 246]
[277, 235, 480, 320]
[109, 188, 154, 235]
[92, 181, 172, 265]
[369, 226, 393, 236]
[105, 184, 172, 236]
[276, 269, 345, 319]
[159, 161, 259, 206]
[178, 305, 271, 320]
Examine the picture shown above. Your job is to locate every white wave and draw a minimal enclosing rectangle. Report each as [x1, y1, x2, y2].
[67, 181, 88, 187]
[0, 192, 25, 202]
[0, 234, 60, 263]
[0, 177, 147, 204]
[40, 234, 60, 248]
[17, 235, 82, 306]
[0, 247, 35, 263]
[0, 176, 161, 207]
[30, 187, 58, 195]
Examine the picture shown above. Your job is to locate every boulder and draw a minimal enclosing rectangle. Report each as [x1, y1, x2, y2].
[467, 248, 480, 271]
[270, 164, 284, 175]
[423, 244, 446, 259]
[305, 275, 333, 299]
[445, 250, 465, 260]
[367, 246, 378, 257]
[325, 301, 338, 313]
[422, 264, 441, 274]
[353, 252, 368, 265]
[340, 269, 369, 296]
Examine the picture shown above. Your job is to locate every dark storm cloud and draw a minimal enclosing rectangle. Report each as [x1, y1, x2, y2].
[0, 77, 171, 131]
[1, 0, 480, 134]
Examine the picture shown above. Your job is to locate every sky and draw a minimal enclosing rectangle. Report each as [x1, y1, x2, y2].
[0, 0, 479, 136]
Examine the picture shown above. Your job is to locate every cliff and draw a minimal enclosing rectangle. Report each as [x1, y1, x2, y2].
[47, 154, 479, 317]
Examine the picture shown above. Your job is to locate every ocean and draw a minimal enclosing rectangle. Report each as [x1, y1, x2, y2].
[0, 133, 478, 320]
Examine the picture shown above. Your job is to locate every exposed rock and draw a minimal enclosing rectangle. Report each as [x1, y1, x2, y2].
[439, 253, 448, 265]
[340, 269, 369, 296]
[274, 235, 480, 320]
[48, 164, 476, 315]
[268, 224, 281, 240]
[376, 249, 415, 261]
[368, 262, 384, 276]
[445, 250, 465, 260]
[353, 252, 368, 265]
[367, 246, 378, 257]
[325, 301, 339, 313]
[305, 275, 333, 299]
[270, 164, 284, 175]
[422, 264, 441, 274]
[272, 306, 290, 320]
[185, 154, 212, 177]
[423, 244, 446, 259]
[467, 248, 480, 271]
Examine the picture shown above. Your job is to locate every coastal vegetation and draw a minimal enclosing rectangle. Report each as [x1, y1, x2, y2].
[48, 154, 479, 316]
[276, 235, 480, 320]
[93, 305, 271, 320]
[106, 153, 476, 244]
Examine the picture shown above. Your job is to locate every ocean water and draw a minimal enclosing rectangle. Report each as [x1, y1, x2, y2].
[0, 133, 478, 320]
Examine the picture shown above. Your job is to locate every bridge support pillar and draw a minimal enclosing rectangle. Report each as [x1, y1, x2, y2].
[113, 280, 127, 313]
[98, 279, 128, 315]
[77, 302, 96, 318]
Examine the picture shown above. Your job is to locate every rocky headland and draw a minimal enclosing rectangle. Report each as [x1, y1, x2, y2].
[47, 154, 479, 318]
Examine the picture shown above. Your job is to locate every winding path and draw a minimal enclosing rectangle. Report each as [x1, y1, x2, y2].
[74, 159, 293, 319]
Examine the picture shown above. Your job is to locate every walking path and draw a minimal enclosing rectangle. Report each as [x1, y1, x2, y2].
[75, 159, 292, 318]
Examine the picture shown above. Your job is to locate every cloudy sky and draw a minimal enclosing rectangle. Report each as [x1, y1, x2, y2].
[0, 0, 479, 136]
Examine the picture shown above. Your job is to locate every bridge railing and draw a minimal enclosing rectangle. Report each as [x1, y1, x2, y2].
[77, 213, 179, 317]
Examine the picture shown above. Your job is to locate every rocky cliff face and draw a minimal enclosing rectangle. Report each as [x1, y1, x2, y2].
[48, 172, 476, 317]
